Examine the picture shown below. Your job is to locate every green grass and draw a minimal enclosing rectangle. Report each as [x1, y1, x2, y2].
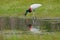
[0, 0, 60, 18]
[0, 32, 60, 40]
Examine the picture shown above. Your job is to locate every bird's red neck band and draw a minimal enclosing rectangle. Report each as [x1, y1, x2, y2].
[29, 8, 32, 12]
[28, 24, 32, 30]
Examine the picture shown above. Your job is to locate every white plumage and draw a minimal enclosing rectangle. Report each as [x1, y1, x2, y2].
[30, 27, 41, 33]
[30, 4, 42, 9]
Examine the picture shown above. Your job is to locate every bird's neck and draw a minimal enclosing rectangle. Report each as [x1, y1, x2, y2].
[29, 8, 32, 12]
[29, 26, 32, 30]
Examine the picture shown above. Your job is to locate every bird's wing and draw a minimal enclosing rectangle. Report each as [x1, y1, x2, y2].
[30, 4, 42, 9]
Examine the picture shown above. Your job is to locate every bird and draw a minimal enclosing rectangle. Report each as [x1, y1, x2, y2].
[24, 4, 42, 16]
[28, 24, 41, 34]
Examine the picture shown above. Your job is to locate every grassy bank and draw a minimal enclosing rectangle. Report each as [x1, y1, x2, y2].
[0, 0, 60, 18]
[0, 32, 60, 40]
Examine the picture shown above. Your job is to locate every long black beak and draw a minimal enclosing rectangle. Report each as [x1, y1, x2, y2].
[24, 9, 32, 16]
[24, 10, 29, 16]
